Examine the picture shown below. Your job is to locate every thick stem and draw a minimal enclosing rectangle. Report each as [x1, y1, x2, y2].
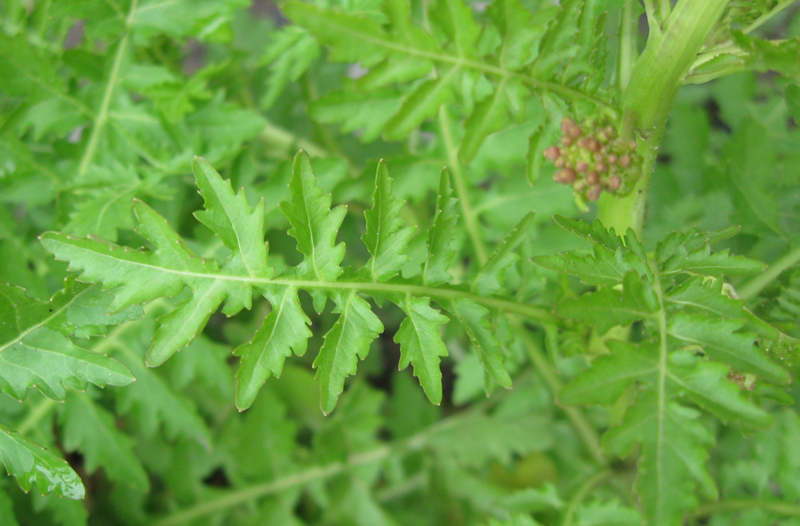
[598, 0, 732, 237]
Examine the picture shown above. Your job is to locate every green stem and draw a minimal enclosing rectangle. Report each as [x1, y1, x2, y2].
[521, 331, 606, 466]
[438, 107, 488, 266]
[618, 0, 637, 90]
[260, 121, 332, 160]
[77, 0, 138, 178]
[561, 470, 613, 526]
[737, 246, 800, 300]
[689, 499, 800, 519]
[598, 0, 732, 237]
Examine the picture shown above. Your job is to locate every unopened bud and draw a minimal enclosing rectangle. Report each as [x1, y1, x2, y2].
[543, 146, 560, 160]
[585, 171, 600, 185]
[608, 175, 621, 190]
[586, 185, 602, 202]
[619, 155, 631, 168]
[576, 162, 589, 173]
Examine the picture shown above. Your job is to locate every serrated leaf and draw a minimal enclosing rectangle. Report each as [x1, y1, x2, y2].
[668, 313, 788, 383]
[429, 0, 481, 59]
[362, 161, 413, 282]
[460, 78, 512, 162]
[557, 271, 658, 334]
[394, 296, 449, 404]
[313, 290, 383, 414]
[667, 352, 772, 428]
[0, 283, 134, 401]
[552, 216, 625, 250]
[533, 244, 635, 286]
[423, 169, 459, 285]
[445, 298, 512, 388]
[113, 338, 212, 448]
[665, 277, 745, 319]
[261, 26, 320, 109]
[283, 3, 394, 66]
[193, 157, 271, 314]
[604, 397, 716, 526]
[472, 212, 534, 296]
[0, 422, 84, 499]
[525, 123, 546, 185]
[234, 286, 312, 411]
[384, 69, 458, 141]
[59, 391, 149, 491]
[661, 243, 767, 277]
[281, 152, 346, 282]
[309, 89, 404, 143]
[560, 340, 657, 406]
[489, 0, 546, 69]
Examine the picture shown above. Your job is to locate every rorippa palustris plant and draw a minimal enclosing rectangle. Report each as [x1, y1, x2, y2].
[2, 0, 800, 525]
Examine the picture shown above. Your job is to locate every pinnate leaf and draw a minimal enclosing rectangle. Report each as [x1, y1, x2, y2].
[363, 161, 413, 282]
[59, 391, 149, 491]
[282, 152, 347, 283]
[314, 290, 384, 414]
[0, 282, 134, 401]
[394, 296, 449, 404]
[0, 422, 84, 499]
[234, 286, 312, 411]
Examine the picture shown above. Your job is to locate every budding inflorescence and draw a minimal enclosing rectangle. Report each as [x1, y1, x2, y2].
[543, 117, 642, 202]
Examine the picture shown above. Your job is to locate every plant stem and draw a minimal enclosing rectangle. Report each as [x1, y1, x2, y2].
[689, 499, 800, 519]
[561, 469, 613, 526]
[77, 0, 138, 178]
[521, 331, 606, 466]
[438, 107, 488, 266]
[598, 0, 732, 237]
[737, 246, 800, 300]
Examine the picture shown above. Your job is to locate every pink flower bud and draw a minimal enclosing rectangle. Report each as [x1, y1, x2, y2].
[587, 185, 602, 202]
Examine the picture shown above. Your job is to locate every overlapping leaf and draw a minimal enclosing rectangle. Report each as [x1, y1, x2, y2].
[0, 422, 84, 499]
[282, 0, 609, 161]
[550, 218, 787, 525]
[43, 153, 525, 414]
[0, 282, 135, 401]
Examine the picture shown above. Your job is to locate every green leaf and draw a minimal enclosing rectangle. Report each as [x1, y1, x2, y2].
[472, 212, 535, 296]
[0, 422, 85, 499]
[445, 298, 512, 389]
[665, 277, 745, 319]
[668, 313, 788, 383]
[525, 123, 546, 185]
[261, 26, 320, 109]
[362, 161, 413, 282]
[59, 391, 149, 491]
[560, 340, 657, 406]
[384, 69, 458, 141]
[282, 3, 395, 66]
[313, 290, 384, 414]
[423, 169, 459, 286]
[429, 0, 481, 60]
[0, 283, 134, 401]
[460, 78, 513, 162]
[394, 295, 449, 404]
[234, 287, 312, 411]
[667, 352, 772, 428]
[193, 156, 271, 311]
[281, 152, 347, 282]
[309, 89, 405, 143]
[604, 397, 716, 526]
[557, 271, 659, 334]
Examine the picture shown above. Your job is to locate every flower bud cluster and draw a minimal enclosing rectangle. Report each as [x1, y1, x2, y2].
[543, 117, 641, 202]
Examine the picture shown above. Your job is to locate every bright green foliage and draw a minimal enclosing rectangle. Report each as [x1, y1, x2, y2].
[42, 153, 516, 414]
[282, 0, 609, 162]
[2, 0, 800, 524]
[0, 281, 135, 401]
[550, 220, 788, 526]
[0, 423, 84, 500]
